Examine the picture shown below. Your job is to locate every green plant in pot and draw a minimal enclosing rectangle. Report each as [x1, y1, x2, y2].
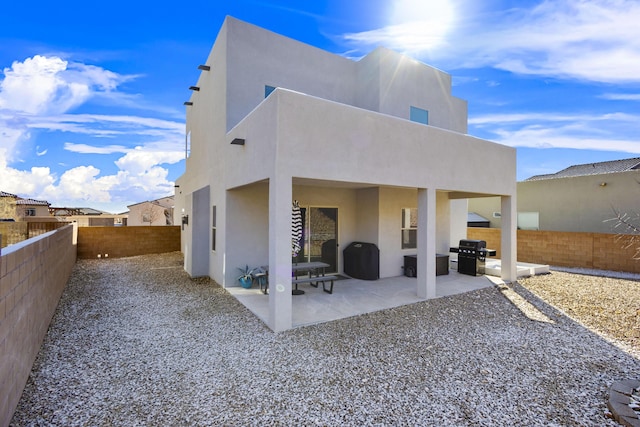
[236, 265, 255, 289]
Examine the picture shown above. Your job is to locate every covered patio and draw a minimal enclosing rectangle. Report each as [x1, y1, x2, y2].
[227, 260, 546, 329]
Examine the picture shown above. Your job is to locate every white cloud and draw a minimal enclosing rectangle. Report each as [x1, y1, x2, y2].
[600, 93, 640, 101]
[0, 153, 56, 196]
[63, 142, 129, 154]
[342, 0, 640, 84]
[0, 55, 184, 212]
[0, 55, 135, 115]
[0, 55, 142, 163]
[470, 111, 640, 153]
[115, 147, 184, 175]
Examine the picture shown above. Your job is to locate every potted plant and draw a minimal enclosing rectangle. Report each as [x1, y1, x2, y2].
[236, 265, 255, 289]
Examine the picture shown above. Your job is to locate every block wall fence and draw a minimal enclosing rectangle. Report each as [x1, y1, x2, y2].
[467, 228, 640, 274]
[77, 226, 181, 259]
[0, 225, 76, 427]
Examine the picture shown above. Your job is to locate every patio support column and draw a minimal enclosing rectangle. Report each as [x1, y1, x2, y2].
[417, 187, 436, 298]
[501, 195, 517, 283]
[268, 176, 293, 332]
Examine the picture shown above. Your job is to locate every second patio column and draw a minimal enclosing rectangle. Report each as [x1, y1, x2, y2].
[417, 187, 436, 299]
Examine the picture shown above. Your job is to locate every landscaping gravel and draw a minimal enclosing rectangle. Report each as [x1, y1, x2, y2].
[10, 252, 640, 426]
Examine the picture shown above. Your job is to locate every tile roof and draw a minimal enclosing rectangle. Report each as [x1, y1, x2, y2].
[0, 191, 18, 198]
[16, 198, 50, 206]
[526, 157, 640, 181]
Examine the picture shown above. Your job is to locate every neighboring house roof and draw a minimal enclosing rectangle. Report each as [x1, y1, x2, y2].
[16, 198, 50, 206]
[50, 207, 109, 216]
[526, 157, 640, 181]
[468, 212, 490, 223]
[1, 191, 18, 198]
[128, 195, 174, 209]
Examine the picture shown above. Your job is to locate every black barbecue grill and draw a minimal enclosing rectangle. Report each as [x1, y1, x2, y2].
[449, 239, 496, 276]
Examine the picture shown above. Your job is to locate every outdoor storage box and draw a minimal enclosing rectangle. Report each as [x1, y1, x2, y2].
[403, 254, 449, 277]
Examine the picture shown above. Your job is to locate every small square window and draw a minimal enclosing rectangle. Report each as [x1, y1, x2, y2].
[410, 106, 429, 125]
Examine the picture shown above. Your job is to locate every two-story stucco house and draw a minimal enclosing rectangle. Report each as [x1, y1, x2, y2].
[174, 17, 517, 331]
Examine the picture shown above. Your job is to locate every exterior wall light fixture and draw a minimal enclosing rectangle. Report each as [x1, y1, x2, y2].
[600, 182, 607, 187]
[231, 138, 245, 145]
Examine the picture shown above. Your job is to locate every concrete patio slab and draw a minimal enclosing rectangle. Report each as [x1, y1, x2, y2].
[227, 258, 549, 328]
[228, 272, 494, 328]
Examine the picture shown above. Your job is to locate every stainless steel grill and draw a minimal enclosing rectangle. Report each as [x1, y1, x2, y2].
[450, 239, 495, 276]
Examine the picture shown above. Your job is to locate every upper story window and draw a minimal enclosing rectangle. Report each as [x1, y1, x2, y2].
[410, 106, 429, 125]
[265, 85, 276, 98]
[25, 208, 36, 216]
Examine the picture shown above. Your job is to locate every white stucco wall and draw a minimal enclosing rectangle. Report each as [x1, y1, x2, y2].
[226, 89, 515, 196]
[355, 187, 380, 244]
[359, 47, 468, 133]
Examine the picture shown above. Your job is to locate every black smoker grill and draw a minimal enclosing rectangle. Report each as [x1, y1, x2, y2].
[343, 242, 380, 280]
[450, 239, 496, 276]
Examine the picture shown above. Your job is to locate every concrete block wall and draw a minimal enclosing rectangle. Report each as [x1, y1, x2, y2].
[0, 223, 27, 249]
[77, 226, 180, 259]
[0, 224, 76, 427]
[467, 228, 640, 274]
[464, 227, 502, 258]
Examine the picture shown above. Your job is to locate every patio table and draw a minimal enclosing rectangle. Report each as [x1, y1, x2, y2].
[291, 262, 331, 295]
[260, 262, 331, 295]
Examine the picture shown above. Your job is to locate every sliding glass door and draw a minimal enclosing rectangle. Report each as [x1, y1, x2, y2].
[293, 207, 338, 273]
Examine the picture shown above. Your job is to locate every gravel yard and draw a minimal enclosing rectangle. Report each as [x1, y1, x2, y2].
[10, 252, 640, 426]
[519, 270, 640, 360]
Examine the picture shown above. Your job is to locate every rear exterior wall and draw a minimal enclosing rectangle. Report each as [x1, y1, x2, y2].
[77, 226, 180, 259]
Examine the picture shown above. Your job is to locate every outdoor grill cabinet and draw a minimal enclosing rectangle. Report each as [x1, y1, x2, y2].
[403, 254, 449, 277]
[343, 242, 380, 280]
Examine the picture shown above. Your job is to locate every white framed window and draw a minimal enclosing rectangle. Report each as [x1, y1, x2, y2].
[401, 208, 418, 249]
[25, 208, 36, 216]
[518, 212, 539, 230]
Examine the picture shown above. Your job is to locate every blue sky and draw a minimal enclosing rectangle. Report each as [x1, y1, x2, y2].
[1, 0, 639, 213]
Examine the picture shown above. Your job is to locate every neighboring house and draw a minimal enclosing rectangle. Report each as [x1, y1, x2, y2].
[0, 191, 19, 221]
[174, 17, 517, 331]
[128, 196, 174, 226]
[50, 207, 127, 226]
[15, 197, 50, 219]
[468, 157, 640, 233]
